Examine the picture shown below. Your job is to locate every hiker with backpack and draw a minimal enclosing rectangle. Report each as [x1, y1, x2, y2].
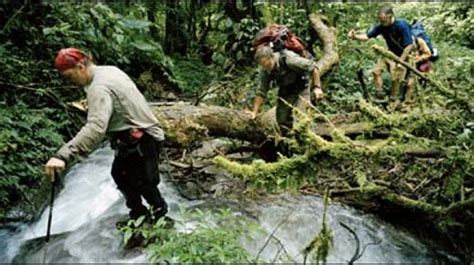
[248, 24, 322, 136]
[349, 5, 415, 105]
[403, 36, 432, 105]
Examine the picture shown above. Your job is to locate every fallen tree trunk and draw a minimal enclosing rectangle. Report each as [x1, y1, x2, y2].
[153, 102, 272, 145]
[327, 186, 473, 262]
[153, 102, 447, 158]
[154, 103, 374, 145]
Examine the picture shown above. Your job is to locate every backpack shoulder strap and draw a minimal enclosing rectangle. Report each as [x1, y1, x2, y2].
[278, 50, 288, 69]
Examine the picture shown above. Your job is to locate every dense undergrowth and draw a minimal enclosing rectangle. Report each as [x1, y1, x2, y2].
[0, 2, 472, 263]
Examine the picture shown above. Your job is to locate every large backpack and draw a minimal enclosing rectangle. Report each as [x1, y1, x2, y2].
[411, 20, 439, 62]
[253, 24, 312, 58]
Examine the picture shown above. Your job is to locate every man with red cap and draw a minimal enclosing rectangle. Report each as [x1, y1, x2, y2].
[45, 48, 168, 224]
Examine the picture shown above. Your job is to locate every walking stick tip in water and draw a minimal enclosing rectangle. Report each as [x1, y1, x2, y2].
[43, 171, 58, 264]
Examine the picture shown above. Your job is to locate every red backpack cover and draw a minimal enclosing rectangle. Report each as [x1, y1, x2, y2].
[253, 24, 311, 58]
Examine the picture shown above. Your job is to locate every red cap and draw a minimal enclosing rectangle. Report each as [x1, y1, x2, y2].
[54, 48, 90, 71]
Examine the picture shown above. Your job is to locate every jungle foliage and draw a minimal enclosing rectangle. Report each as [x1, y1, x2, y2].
[0, 1, 472, 262]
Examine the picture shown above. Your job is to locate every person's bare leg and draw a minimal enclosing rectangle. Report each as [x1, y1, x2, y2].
[374, 73, 384, 97]
[390, 64, 405, 101]
[404, 76, 416, 103]
[372, 59, 386, 99]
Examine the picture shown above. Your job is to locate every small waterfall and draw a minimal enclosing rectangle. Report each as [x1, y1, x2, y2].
[0, 144, 460, 263]
[241, 195, 452, 263]
[2, 145, 190, 263]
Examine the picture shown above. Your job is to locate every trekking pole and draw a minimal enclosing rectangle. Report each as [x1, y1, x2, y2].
[42, 171, 57, 264]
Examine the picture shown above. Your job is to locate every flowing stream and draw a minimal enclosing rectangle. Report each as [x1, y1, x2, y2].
[0, 145, 460, 263]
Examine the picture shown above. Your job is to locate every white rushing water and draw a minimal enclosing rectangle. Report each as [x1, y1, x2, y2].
[241, 195, 451, 263]
[0, 144, 459, 263]
[2, 145, 189, 263]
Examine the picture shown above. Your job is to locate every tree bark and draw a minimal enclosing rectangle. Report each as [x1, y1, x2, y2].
[309, 14, 339, 76]
[151, 102, 448, 158]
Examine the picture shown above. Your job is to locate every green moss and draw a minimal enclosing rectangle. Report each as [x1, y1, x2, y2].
[358, 99, 392, 125]
[383, 192, 443, 215]
[304, 191, 333, 264]
[168, 57, 215, 96]
[355, 168, 368, 190]
[214, 154, 309, 191]
[443, 169, 465, 200]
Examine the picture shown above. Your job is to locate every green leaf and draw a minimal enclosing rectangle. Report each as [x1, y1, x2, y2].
[131, 39, 157, 51]
[121, 18, 151, 29]
[134, 215, 146, 227]
[123, 229, 132, 244]
[42, 27, 54, 36]
[236, 51, 243, 61]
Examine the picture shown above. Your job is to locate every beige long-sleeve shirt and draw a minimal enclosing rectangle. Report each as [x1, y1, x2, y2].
[56, 65, 164, 163]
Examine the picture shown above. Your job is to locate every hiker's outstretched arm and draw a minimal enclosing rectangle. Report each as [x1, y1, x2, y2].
[250, 70, 270, 118]
[312, 67, 323, 100]
[55, 86, 112, 163]
[251, 95, 264, 117]
[312, 67, 321, 88]
[349, 30, 370, 42]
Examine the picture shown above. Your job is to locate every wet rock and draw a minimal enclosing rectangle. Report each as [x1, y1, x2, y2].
[190, 138, 233, 158]
[176, 181, 206, 201]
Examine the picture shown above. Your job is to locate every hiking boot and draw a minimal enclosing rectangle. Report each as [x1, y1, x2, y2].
[144, 206, 168, 224]
[154, 206, 168, 219]
[276, 141, 293, 157]
[399, 100, 415, 112]
[373, 90, 387, 105]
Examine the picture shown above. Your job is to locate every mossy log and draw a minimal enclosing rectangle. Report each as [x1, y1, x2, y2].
[153, 102, 272, 146]
[152, 102, 448, 158]
[152, 102, 371, 145]
[329, 185, 473, 261]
